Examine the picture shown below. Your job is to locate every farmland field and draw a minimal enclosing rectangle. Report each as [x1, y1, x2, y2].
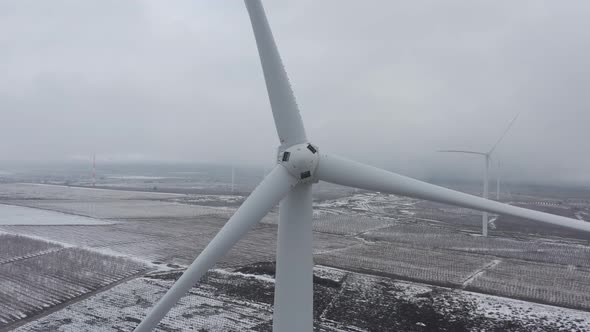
[0, 179, 589, 330]
[0, 234, 147, 329]
[316, 242, 492, 287]
[12, 265, 590, 332]
[0, 204, 109, 225]
[466, 260, 590, 310]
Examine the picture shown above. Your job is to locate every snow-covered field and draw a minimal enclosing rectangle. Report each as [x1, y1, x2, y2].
[0, 209, 356, 270]
[16, 199, 223, 220]
[106, 175, 172, 180]
[0, 184, 228, 220]
[12, 266, 590, 332]
[0, 183, 184, 201]
[0, 204, 109, 225]
[0, 234, 148, 329]
[0, 183, 589, 330]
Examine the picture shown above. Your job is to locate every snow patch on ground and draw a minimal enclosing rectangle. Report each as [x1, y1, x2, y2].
[463, 290, 590, 328]
[211, 268, 276, 283]
[86, 246, 159, 269]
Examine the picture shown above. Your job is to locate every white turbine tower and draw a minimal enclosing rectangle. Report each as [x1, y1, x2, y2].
[231, 165, 235, 194]
[439, 113, 519, 236]
[134, 2, 590, 331]
[496, 159, 501, 200]
[92, 153, 96, 187]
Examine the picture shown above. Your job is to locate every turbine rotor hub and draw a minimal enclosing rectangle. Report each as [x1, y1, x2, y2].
[278, 143, 320, 183]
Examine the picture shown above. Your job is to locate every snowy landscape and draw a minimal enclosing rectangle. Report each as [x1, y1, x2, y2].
[0, 166, 588, 331]
[5, 0, 590, 330]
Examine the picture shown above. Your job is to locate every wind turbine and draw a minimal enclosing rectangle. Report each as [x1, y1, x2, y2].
[231, 165, 235, 194]
[134, 2, 590, 331]
[496, 158, 500, 201]
[92, 153, 96, 187]
[439, 113, 519, 236]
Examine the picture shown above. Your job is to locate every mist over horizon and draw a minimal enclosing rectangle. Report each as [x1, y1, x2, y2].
[2, 157, 590, 191]
[2, 1, 590, 187]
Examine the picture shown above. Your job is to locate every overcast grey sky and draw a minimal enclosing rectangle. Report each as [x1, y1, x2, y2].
[1, 1, 590, 184]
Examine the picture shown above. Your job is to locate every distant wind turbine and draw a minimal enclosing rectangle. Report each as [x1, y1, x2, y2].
[496, 159, 501, 200]
[134, 2, 589, 331]
[231, 165, 235, 193]
[92, 154, 96, 187]
[439, 113, 519, 236]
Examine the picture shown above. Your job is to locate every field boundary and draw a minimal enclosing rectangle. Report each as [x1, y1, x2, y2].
[0, 248, 65, 265]
[0, 269, 152, 332]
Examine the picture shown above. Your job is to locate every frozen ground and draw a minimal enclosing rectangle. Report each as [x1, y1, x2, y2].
[12, 265, 590, 332]
[0, 183, 184, 201]
[0, 204, 109, 225]
[0, 234, 148, 330]
[0, 184, 228, 220]
[0, 217, 357, 269]
[0, 183, 589, 330]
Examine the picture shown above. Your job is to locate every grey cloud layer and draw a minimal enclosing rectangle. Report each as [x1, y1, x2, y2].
[1, 1, 589, 185]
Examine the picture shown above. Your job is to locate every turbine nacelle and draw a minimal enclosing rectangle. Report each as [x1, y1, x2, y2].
[278, 143, 320, 184]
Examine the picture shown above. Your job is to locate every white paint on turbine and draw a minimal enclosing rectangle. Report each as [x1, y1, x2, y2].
[483, 154, 489, 236]
[245, 0, 307, 147]
[274, 184, 314, 331]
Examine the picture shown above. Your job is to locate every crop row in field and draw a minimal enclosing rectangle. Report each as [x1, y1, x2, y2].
[312, 214, 397, 235]
[467, 260, 590, 311]
[316, 242, 491, 287]
[0, 242, 147, 328]
[0, 212, 359, 269]
[316, 234, 590, 311]
[0, 233, 61, 264]
[362, 222, 590, 268]
[15, 265, 590, 332]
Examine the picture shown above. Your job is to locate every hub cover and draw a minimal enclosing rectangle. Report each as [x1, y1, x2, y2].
[278, 143, 320, 183]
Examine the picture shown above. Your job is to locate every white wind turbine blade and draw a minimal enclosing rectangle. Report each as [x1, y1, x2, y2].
[134, 165, 297, 332]
[438, 149, 487, 156]
[483, 154, 489, 235]
[488, 112, 520, 155]
[245, 0, 307, 147]
[273, 184, 313, 332]
[317, 154, 590, 232]
[496, 159, 501, 200]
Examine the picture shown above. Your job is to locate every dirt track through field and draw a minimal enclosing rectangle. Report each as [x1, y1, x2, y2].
[461, 259, 501, 287]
